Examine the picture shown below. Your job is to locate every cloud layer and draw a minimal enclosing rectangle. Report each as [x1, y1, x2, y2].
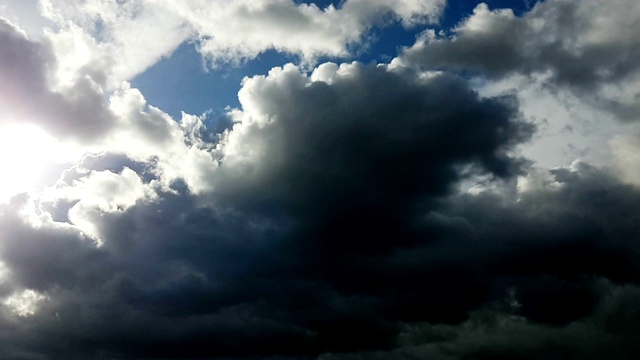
[0, 0, 640, 359]
[399, 0, 640, 120]
[31, 0, 445, 84]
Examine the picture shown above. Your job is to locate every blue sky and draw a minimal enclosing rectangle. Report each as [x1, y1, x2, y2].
[1, 1, 640, 359]
[132, 0, 533, 119]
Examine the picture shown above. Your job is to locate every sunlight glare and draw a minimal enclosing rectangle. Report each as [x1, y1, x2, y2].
[0, 123, 76, 202]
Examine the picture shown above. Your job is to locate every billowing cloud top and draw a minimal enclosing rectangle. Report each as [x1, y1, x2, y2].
[0, 1, 640, 359]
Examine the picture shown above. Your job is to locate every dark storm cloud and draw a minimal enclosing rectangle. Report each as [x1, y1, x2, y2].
[0, 17, 115, 140]
[420, 162, 640, 318]
[0, 189, 298, 359]
[1, 59, 639, 359]
[328, 281, 640, 360]
[399, 0, 640, 119]
[0, 61, 535, 358]
[215, 63, 533, 211]
[280, 163, 640, 360]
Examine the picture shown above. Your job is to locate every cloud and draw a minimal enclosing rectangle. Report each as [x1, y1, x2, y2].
[0, 58, 538, 358]
[0, 16, 211, 158]
[283, 163, 640, 360]
[36, 0, 445, 85]
[41, 0, 191, 84]
[399, 0, 640, 120]
[0, 17, 115, 140]
[1, 1, 640, 359]
[172, 0, 445, 65]
[209, 62, 532, 203]
[3, 132, 640, 359]
[0, 0, 53, 40]
[0, 14, 207, 173]
[3, 57, 640, 359]
[340, 281, 640, 360]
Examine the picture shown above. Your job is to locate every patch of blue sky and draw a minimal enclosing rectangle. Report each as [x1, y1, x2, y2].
[131, 0, 536, 121]
[130, 43, 296, 121]
[442, 0, 535, 29]
[293, 0, 342, 8]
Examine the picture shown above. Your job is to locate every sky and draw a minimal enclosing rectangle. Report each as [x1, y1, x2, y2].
[0, 0, 640, 359]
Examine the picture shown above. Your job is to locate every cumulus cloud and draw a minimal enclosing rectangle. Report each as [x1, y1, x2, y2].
[330, 281, 640, 360]
[0, 56, 537, 358]
[2, 57, 640, 358]
[0, 17, 115, 140]
[304, 162, 640, 360]
[170, 0, 445, 65]
[1, 1, 640, 359]
[208, 62, 532, 204]
[0, 15, 213, 156]
[41, 0, 190, 84]
[0, 0, 52, 39]
[3, 125, 640, 359]
[35, 0, 444, 84]
[399, 0, 640, 120]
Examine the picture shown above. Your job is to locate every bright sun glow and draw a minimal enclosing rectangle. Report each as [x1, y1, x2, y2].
[0, 123, 77, 202]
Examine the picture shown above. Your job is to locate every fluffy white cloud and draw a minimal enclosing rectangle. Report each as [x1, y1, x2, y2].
[41, 0, 190, 85]
[35, 0, 444, 85]
[169, 0, 444, 65]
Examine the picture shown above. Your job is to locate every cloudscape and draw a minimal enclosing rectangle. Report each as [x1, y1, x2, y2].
[1, 0, 640, 359]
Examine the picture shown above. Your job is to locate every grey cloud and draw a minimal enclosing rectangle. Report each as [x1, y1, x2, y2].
[0, 58, 639, 359]
[1, 0, 639, 359]
[296, 165, 640, 360]
[390, 281, 640, 360]
[0, 187, 306, 359]
[0, 17, 115, 141]
[399, 0, 640, 118]
[213, 63, 533, 214]
[0, 59, 538, 358]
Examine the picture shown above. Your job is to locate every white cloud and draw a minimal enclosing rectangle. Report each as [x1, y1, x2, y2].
[36, 0, 445, 85]
[47, 167, 156, 213]
[471, 73, 640, 169]
[0, 17, 116, 141]
[171, 0, 444, 66]
[41, 0, 191, 85]
[0, 0, 52, 39]
[3, 289, 48, 317]
[610, 134, 640, 186]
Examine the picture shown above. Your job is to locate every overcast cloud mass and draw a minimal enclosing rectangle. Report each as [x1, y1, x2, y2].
[0, 0, 640, 359]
